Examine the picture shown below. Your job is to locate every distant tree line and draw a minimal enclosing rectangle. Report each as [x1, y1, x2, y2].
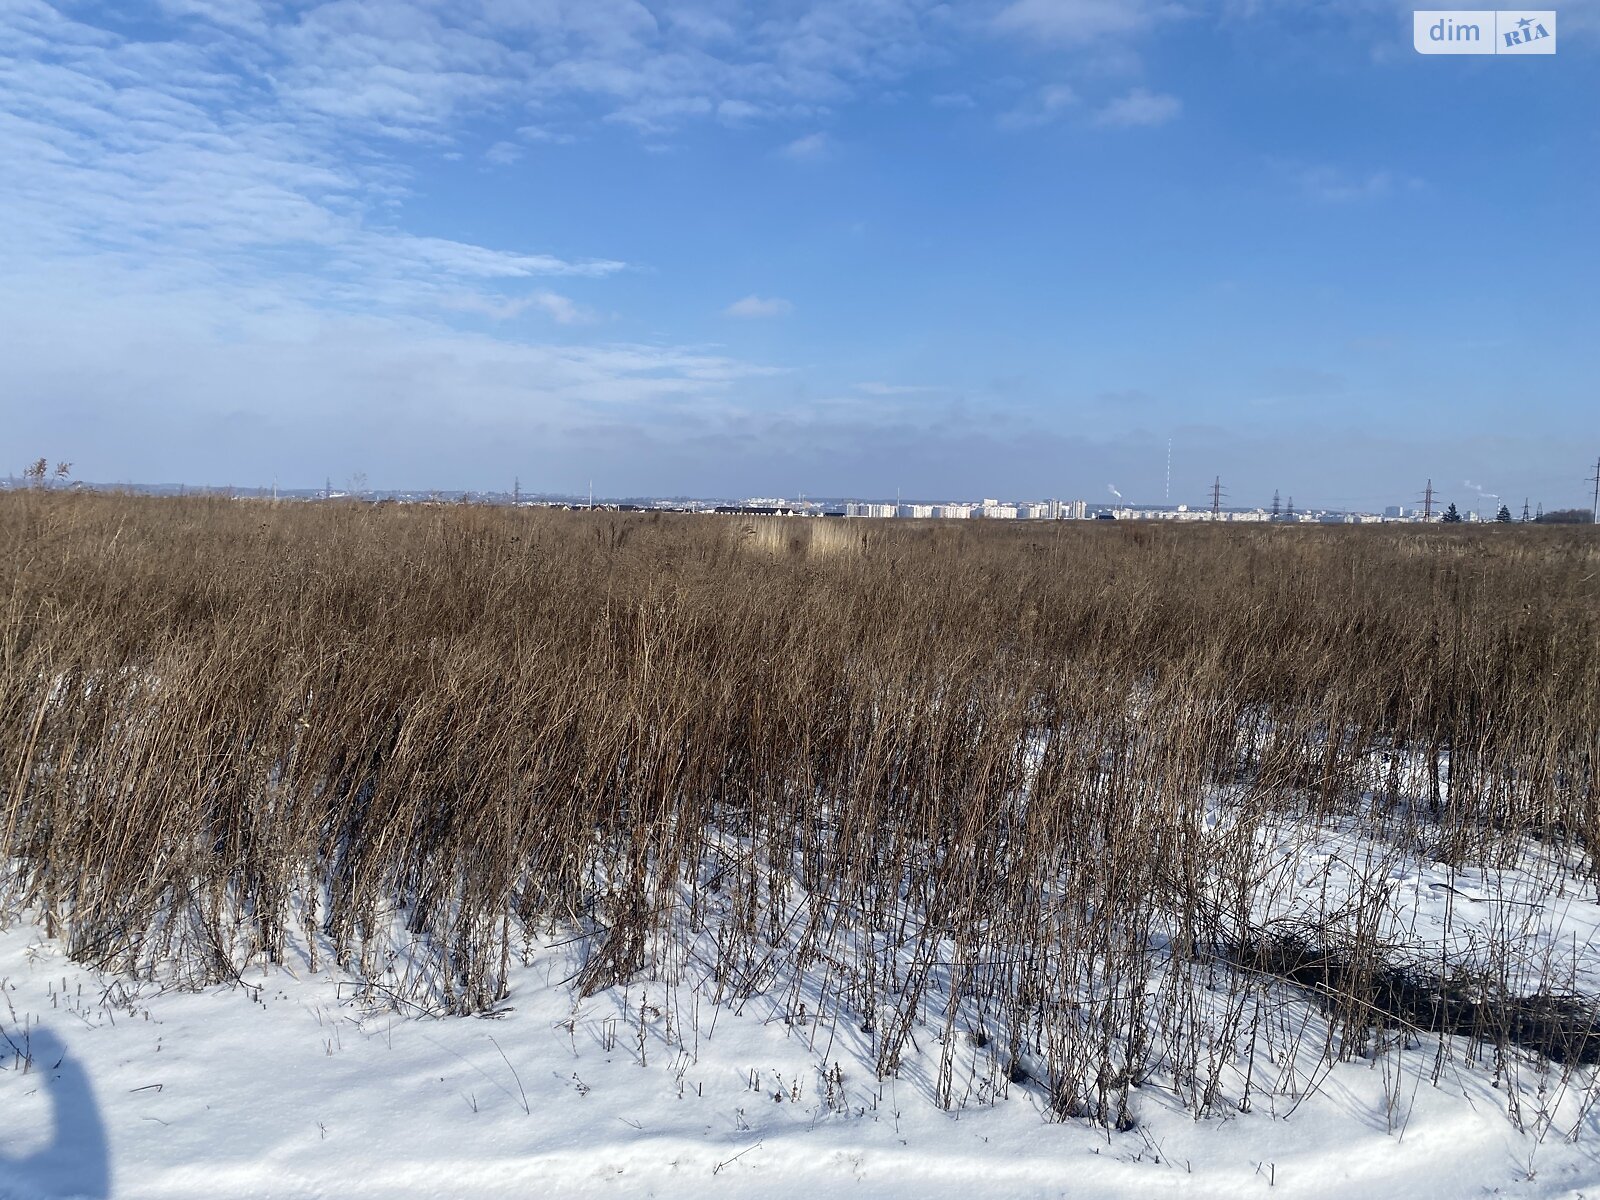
[1440, 501, 1593, 525]
[1537, 509, 1595, 524]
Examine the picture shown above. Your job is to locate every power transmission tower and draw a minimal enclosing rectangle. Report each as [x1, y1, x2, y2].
[513, 476, 521, 506]
[1271, 489, 1282, 520]
[1286, 495, 1295, 519]
[1520, 497, 1531, 523]
[1419, 478, 1435, 520]
[1209, 475, 1226, 517]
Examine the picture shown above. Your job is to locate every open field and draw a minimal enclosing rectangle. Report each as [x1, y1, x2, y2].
[2, 493, 1599, 1195]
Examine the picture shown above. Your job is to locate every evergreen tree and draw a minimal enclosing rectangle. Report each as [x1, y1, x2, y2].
[1496, 504, 1512, 523]
[1441, 502, 1463, 523]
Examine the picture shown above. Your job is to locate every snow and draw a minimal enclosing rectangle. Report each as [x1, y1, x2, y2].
[5, 894, 1600, 1200]
[6, 735, 1600, 1198]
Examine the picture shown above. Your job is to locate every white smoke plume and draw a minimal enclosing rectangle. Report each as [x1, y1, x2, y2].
[1464, 479, 1499, 500]
[1106, 484, 1123, 499]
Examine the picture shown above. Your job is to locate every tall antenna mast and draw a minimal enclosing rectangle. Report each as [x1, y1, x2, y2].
[1589, 456, 1600, 524]
[1165, 438, 1172, 505]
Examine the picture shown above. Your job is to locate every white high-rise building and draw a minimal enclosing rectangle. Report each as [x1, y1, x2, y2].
[844, 502, 898, 518]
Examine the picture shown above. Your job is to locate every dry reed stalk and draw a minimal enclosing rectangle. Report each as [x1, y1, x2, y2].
[0, 492, 1596, 1125]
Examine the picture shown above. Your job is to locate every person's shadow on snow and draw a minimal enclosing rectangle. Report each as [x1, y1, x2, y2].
[0, 1027, 110, 1199]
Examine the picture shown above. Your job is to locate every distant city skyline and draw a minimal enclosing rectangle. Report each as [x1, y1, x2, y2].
[3, 2, 1596, 509]
[14, 471, 1591, 523]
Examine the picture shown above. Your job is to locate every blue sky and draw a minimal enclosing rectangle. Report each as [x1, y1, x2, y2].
[2, 0, 1596, 509]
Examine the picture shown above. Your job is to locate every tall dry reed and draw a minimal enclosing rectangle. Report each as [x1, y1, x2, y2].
[2, 492, 1597, 1125]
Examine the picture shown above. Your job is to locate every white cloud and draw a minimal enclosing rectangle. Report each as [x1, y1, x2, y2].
[224, 0, 945, 141]
[0, 261, 790, 484]
[531, 291, 596, 325]
[1297, 165, 1418, 203]
[724, 295, 794, 319]
[0, 0, 954, 331]
[994, 0, 1176, 43]
[0, 0, 876, 491]
[716, 98, 764, 124]
[484, 141, 522, 166]
[517, 125, 578, 145]
[604, 95, 716, 133]
[856, 382, 934, 396]
[1094, 87, 1182, 127]
[779, 131, 832, 160]
[998, 83, 1078, 129]
[0, 3, 626, 326]
[440, 290, 597, 324]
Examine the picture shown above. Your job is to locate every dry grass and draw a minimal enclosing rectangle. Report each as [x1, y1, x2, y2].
[2, 491, 1598, 1127]
[733, 515, 866, 561]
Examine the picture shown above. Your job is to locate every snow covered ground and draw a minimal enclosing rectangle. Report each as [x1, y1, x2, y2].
[6, 746, 1600, 1198]
[5, 890, 1600, 1200]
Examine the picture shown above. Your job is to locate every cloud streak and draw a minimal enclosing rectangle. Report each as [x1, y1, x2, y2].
[723, 295, 794, 319]
[0, 0, 965, 324]
[0, 1, 627, 326]
[779, 131, 832, 160]
[1094, 87, 1181, 128]
[997, 84, 1078, 130]
[2, 1, 876, 487]
[1297, 165, 1418, 203]
[994, 0, 1178, 43]
[0, 271, 786, 487]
